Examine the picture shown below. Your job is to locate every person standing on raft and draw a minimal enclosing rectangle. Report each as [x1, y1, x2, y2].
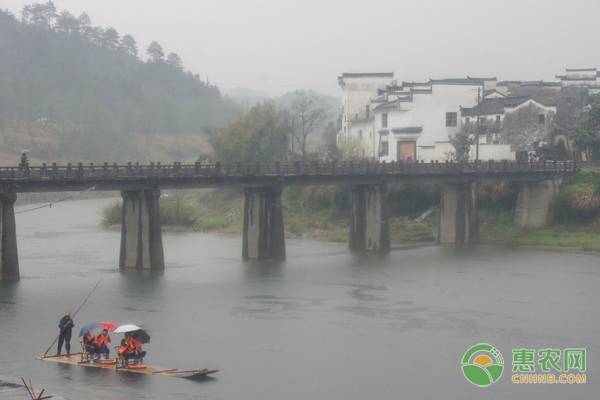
[57, 312, 74, 356]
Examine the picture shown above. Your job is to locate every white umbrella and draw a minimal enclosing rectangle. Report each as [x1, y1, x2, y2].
[114, 324, 142, 333]
[114, 324, 150, 343]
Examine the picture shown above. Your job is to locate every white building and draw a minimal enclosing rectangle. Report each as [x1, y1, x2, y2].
[556, 68, 600, 94]
[372, 78, 483, 162]
[337, 72, 395, 158]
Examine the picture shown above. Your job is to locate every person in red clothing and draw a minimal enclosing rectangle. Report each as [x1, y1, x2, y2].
[94, 329, 111, 359]
[131, 333, 146, 360]
[82, 331, 97, 354]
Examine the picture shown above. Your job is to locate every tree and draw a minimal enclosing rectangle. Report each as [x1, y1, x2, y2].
[290, 90, 327, 159]
[166, 52, 183, 70]
[212, 102, 289, 164]
[147, 41, 164, 63]
[449, 131, 472, 161]
[55, 10, 79, 34]
[22, 1, 56, 28]
[119, 34, 137, 57]
[77, 12, 91, 36]
[573, 94, 600, 160]
[101, 27, 120, 51]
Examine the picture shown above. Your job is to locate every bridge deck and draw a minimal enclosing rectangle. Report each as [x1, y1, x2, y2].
[0, 160, 578, 192]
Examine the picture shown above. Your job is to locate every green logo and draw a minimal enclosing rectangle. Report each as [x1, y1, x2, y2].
[462, 343, 504, 387]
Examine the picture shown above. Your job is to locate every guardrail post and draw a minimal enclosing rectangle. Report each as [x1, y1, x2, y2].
[77, 162, 83, 179]
[41, 163, 47, 177]
[52, 162, 57, 178]
[215, 161, 221, 176]
[90, 162, 95, 177]
[275, 161, 281, 174]
[195, 162, 201, 175]
[66, 163, 72, 178]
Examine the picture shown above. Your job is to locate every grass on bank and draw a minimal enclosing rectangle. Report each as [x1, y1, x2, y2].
[101, 187, 438, 244]
[101, 171, 600, 251]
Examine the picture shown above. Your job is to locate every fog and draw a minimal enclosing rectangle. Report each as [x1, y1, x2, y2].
[3, 0, 600, 96]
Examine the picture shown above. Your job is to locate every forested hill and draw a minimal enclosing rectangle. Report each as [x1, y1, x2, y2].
[0, 3, 239, 162]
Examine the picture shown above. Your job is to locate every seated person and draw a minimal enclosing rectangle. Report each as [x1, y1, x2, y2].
[94, 329, 111, 359]
[82, 331, 98, 354]
[131, 333, 147, 360]
[118, 333, 134, 362]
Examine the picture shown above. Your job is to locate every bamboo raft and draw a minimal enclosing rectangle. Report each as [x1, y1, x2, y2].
[36, 353, 218, 380]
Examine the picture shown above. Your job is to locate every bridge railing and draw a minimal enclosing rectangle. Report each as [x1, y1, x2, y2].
[0, 160, 578, 180]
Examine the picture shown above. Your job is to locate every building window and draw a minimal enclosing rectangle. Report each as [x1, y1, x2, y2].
[381, 113, 388, 128]
[380, 141, 389, 156]
[538, 114, 545, 124]
[445, 112, 457, 127]
[496, 115, 501, 124]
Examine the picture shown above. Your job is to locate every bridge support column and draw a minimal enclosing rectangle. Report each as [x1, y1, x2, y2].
[515, 179, 560, 228]
[349, 184, 390, 252]
[439, 182, 479, 246]
[119, 189, 164, 270]
[242, 186, 285, 260]
[0, 193, 19, 281]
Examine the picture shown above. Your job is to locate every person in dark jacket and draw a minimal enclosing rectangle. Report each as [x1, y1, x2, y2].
[57, 312, 74, 356]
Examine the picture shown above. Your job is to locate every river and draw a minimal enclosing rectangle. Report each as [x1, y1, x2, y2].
[0, 198, 598, 399]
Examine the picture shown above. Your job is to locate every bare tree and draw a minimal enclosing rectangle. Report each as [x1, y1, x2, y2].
[290, 91, 327, 159]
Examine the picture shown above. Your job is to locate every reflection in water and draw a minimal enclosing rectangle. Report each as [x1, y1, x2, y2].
[0, 198, 599, 400]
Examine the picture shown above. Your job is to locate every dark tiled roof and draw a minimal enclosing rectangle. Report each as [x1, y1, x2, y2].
[565, 68, 597, 72]
[339, 72, 394, 78]
[430, 78, 483, 85]
[401, 81, 431, 87]
[467, 76, 497, 81]
[460, 95, 556, 117]
[391, 127, 423, 134]
[557, 75, 599, 81]
[461, 99, 506, 117]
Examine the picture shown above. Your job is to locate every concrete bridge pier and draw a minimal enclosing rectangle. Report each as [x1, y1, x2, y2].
[119, 189, 164, 270]
[242, 186, 286, 260]
[514, 179, 560, 228]
[349, 184, 390, 252]
[0, 193, 19, 281]
[438, 182, 479, 246]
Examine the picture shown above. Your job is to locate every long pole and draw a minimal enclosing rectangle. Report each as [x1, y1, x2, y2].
[41, 279, 102, 357]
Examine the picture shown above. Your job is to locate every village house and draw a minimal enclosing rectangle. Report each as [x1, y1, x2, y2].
[337, 68, 595, 162]
[372, 78, 485, 162]
[460, 95, 557, 159]
[556, 67, 600, 94]
[338, 72, 394, 158]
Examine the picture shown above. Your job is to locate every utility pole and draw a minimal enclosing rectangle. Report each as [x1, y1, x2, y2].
[475, 86, 481, 162]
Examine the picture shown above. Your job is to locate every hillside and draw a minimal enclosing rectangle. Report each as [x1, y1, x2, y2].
[0, 3, 239, 163]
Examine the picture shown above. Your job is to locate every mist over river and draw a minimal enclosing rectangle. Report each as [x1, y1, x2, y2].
[0, 198, 598, 399]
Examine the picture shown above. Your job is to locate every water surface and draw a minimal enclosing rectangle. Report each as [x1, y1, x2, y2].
[0, 198, 598, 399]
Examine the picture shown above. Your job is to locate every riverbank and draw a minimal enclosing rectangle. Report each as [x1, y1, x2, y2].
[100, 182, 600, 251]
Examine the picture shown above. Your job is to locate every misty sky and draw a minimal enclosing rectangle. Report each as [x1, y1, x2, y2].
[3, 0, 600, 97]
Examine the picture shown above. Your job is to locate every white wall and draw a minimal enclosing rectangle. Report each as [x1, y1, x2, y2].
[339, 75, 394, 141]
[374, 83, 481, 162]
[469, 144, 515, 161]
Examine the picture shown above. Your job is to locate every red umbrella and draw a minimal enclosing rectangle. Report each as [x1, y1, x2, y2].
[98, 321, 118, 331]
[79, 321, 119, 336]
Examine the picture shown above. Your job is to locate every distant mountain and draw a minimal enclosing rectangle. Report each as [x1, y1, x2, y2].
[0, 4, 239, 162]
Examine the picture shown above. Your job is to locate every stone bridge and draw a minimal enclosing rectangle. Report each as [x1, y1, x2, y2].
[0, 160, 578, 280]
